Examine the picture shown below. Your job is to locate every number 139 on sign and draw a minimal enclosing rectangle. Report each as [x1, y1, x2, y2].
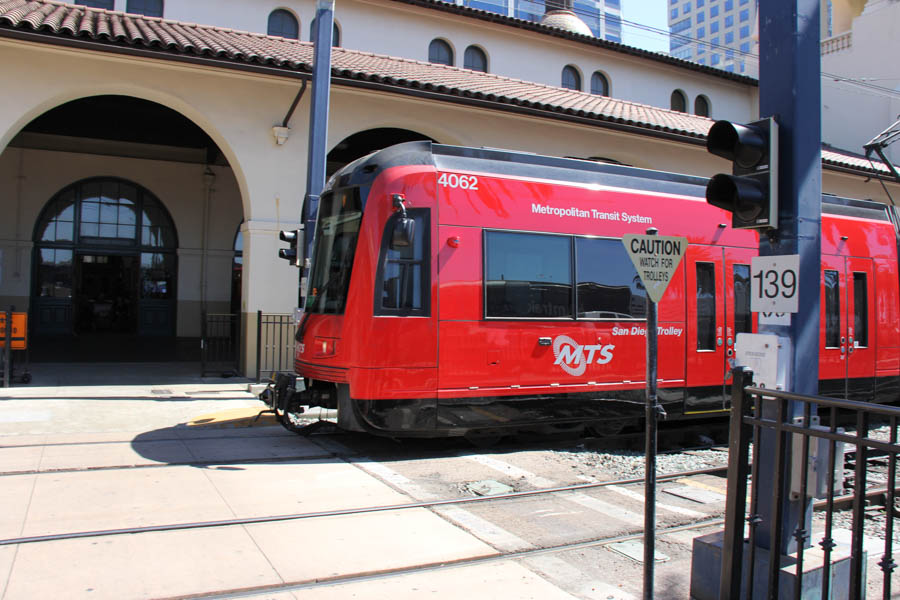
[750, 255, 799, 313]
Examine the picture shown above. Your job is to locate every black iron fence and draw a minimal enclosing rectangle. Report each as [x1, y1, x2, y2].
[255, 311, 295, 383]
[721, 367, 898, 600]
[200, 312, 241, 377]
[200, 311, 297, 381]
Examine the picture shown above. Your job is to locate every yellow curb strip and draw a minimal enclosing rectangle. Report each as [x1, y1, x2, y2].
[186, 406, 277, 428]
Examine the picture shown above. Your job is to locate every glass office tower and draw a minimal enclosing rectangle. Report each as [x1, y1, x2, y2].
[667, 0, 758, 75]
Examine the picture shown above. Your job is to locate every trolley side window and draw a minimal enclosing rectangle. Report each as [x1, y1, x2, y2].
[485, 231, 572, 319]
[733, 264, 751, 335]
[375, 209, 430, 316]
[824, 269, 840, 348]
[696, 262, 716, 351]
[575, 237, 646, 319]
[852, 272, 868, 348]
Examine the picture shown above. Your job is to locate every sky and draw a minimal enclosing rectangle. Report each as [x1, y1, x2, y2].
[621, 0, 670, 54]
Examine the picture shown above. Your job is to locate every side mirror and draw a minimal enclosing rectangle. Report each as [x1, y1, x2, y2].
[391, 216, 415, 249]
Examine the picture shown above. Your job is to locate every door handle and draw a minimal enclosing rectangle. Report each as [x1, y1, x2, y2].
[538, 337, 552, 346]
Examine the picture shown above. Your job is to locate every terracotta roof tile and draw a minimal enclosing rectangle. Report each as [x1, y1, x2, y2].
[0, 0, 892, 178]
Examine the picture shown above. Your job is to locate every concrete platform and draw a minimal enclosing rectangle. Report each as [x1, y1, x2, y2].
[0, 361, 257, 399]
[0, 368, 587, 599]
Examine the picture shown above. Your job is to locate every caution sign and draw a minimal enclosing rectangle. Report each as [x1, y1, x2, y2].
[0, 312, 27, 350]
[623, 234, 688, 303]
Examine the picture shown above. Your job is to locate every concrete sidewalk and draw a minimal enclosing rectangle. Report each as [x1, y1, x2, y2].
[0, 365, 585, 600]
[0, 361, 261, 399]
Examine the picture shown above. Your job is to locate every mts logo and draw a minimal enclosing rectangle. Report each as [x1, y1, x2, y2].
[552, 335, 615, 377]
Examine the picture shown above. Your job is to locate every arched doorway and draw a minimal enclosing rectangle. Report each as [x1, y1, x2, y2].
[5, 94, 243, 363]
[32, 177, 178, 342]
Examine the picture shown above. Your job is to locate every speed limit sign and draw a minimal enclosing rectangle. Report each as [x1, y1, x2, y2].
[750, 255, 799, 313]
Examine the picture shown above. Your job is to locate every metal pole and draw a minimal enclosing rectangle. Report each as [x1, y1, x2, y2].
[756, 0, 821, 555]
[643, 228, 659, 600]
[300, 0, 336, 306]
[200, 310, 207, 377]
[256, 310, 262, 383]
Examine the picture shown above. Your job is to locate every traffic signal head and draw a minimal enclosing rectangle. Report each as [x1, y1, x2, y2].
[705, 117, 779, 229]
[278, 228, 304, 267]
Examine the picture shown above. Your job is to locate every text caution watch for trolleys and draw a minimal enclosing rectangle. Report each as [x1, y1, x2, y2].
[622, 234, 688, 303]
[750, 254, 799, 313]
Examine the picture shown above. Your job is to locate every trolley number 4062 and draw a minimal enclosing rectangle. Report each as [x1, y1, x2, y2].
[438, 173, 479, 190]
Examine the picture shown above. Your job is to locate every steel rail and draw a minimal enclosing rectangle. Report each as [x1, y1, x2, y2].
[0, 465, 728, 547]
[0, 452, 339, 478]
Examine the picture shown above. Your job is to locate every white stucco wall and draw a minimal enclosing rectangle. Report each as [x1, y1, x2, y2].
[155, 0, 758, 123]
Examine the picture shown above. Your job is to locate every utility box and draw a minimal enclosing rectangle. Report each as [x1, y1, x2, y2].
[734, 333, 792, 392]
[790, 416, 846, 500]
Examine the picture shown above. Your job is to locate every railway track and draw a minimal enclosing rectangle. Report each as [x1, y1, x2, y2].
[2, 419, 894, 599]
[0, 465, 729, 546]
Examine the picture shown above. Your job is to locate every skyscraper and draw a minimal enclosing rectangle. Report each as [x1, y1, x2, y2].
[459, 0, 623, 41]
[667, 0, 757, 75]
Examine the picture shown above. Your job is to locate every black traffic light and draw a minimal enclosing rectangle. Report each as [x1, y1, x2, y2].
[705, 117, 779, 229]
[278, 228, 303, 267]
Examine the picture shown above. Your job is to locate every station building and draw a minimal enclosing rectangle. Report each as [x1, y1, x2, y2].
[0, 0, 895, 375]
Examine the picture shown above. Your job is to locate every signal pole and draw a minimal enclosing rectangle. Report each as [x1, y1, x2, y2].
[691, 3, 822, 597]
[755, 0, 821, 556]
[301, 0, 336, 303]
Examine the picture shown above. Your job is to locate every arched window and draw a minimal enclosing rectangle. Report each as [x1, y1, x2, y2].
[33, 178, 179, 336]
[309, 19, 341, 47]
[694, 95, 711, 117]
[464, 45, 488, 72]
[562, 65, 581, 91]
[670, 89, 687, 112]
[428, 39, 454, 66]
[36, 179, 176, 249]
[591, 71, 609, 96]
[268, 9, 299, 39]
[126, 0, 163, 17]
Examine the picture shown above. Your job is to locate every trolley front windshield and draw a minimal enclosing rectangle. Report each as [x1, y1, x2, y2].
[305, 188, 363, 314]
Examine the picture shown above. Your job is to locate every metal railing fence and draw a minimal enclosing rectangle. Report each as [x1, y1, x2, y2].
[255, 311, 295, 383]
[200, 312, 241, 377]
[721, 367, 899, 600]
